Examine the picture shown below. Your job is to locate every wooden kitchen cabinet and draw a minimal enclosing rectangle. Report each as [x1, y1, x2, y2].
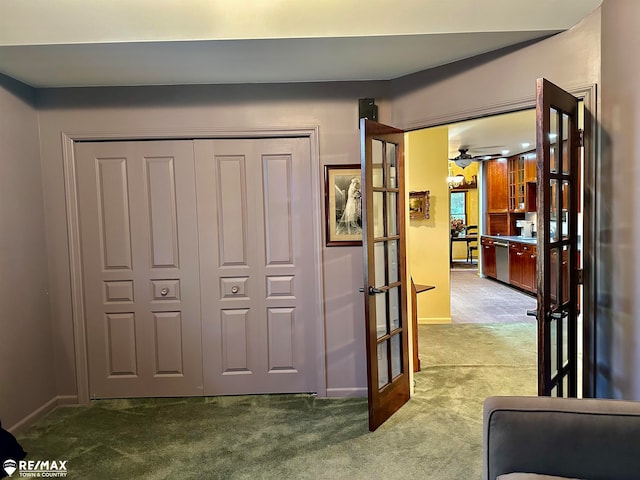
[485, 158, 510, 235]
[509, 242, 525, 289]
[524, 152, 537, 183]
[508, 156, 525, 212]
[485, 159, 508, 212]
[521, 244, 537, 293]
[486, 213, 508, 236]
[481, 237, 496, 279]
[509, 241, 537, 293]
[485, 151, 539, 236]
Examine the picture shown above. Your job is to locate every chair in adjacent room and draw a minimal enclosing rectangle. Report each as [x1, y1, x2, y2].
[465, 225, 478, 263]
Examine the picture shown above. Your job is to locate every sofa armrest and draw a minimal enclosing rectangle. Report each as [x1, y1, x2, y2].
[483, 396, 640, 480]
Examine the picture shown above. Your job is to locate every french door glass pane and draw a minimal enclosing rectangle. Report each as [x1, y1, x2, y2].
[562, 316, 569, 367]
[562, 180, 570, 240]
[387, 240, 398, 284]
[376, 291, 387, 338]
[550, 247, 564, 307]
[373, 192, 384, 238]
[391, 334, 402, 379]
[562, 245, 570, 303]
[387, 192, 398, 236]
[550, 108, 559, 174]
[549, 179, 559, 242]
[388, 287, 400, 331]
[378, 341, 389, 389]
[374, 241, 385, 288]
[550, 319, 558, 377]
[386, 143, 397, 188]
[372, 139, 384, 187]
[562, 113, 570, 175]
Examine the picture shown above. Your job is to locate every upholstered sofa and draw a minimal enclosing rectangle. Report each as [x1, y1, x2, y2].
[483, 396, 640, 480]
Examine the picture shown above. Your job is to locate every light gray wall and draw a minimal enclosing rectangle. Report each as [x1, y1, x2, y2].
[36, 82, 390, 399]
[0, 74, 56, 429]
[390, 8, 601, 130]
[597, 0, 640, 399]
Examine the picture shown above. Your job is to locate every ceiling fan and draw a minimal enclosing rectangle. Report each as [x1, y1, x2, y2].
[449, 147, 503, 168]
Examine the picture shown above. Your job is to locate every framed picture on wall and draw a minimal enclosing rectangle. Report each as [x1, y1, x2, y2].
[324, 164, 362, 246]
[409, 190, 430, 219]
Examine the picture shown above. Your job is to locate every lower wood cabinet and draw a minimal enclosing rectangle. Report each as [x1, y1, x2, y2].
[481, 237, 496, 278]
[483, 237, 537, 295]
[522, 244, 537, 292]
[509, 242, 536, 293]
[509, 243, 525, 289]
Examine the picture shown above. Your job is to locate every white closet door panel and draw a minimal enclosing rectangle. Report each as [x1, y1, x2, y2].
[262, 154, 293, 265]
[217, 155, 249, 267]
[146, 157, 179, 269]
[220, 309, 251, 374]
[197, 138, 317, 395]
[76, 141, 203, 399]
[105, 312, 138, 376]
[96, 158, 132, 270]
[152, 311, 184, 376]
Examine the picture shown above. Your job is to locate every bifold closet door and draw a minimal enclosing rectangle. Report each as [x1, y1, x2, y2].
[76, 141, 203, 399]
[195, 138, 317, 395]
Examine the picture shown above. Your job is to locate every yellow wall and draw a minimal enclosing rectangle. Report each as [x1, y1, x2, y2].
[406, 127, 450, 323]
[449, 161, 480, 260]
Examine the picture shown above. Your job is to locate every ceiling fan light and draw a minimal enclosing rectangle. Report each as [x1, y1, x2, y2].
[454, 158, 473, 168]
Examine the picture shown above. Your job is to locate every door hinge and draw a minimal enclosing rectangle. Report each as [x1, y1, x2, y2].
[577, 268, 584, 285]
[578, 129, 584, 147]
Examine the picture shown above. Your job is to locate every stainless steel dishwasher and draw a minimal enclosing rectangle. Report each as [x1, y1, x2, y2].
[494, 240, 510, 283]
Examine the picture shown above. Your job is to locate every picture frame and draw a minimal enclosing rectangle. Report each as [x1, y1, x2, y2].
[409, 190, 430, 220]
[324, 164, 362, 246]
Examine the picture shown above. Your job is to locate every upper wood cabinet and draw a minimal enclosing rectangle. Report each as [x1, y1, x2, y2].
[485, 158, 508, 212]
[524, 152, 537, 183]
[508, 156, 526, 212]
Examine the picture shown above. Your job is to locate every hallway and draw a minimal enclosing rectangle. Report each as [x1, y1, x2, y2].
[450, 269, 536, 324]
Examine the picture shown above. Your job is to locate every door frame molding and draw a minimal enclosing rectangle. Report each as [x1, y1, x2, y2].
[61, 126, 326, 403]
[397, 84, 598, 397]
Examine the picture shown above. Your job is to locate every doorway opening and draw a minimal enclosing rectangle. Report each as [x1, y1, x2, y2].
[447, 108, 540, 326]
[407, 99, 588, 394]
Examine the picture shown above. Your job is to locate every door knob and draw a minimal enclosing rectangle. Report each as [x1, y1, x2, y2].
[231, 286, 239, 294]
[549, 310, 568, 320]
[160, 288, 169, 297]
[359, 286, 384, 295]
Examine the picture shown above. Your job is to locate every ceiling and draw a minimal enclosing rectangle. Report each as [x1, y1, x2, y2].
[447, 109, 536, 162]
[0, 0, 602, 88]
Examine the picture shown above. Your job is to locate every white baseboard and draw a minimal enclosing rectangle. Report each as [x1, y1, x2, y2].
[8, 395, 79, 434]
[418, 317, 452, 325]
[325, 387, 367, 398]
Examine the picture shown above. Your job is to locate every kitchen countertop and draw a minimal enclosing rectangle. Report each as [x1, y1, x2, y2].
[482, 235, 537, 245]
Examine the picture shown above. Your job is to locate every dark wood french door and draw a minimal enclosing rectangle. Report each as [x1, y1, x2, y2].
[360, 119, 410, 431]
[535, 78, 580, 397]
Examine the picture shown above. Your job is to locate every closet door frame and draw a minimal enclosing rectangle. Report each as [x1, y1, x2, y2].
[61, 127, 325, 403]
